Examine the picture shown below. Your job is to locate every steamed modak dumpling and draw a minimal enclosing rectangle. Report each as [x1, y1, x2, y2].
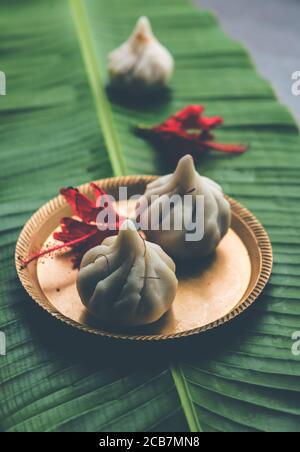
[77, 220, 178, 327]
[138, 155, 231, 260]
[108, 17, 174, 90]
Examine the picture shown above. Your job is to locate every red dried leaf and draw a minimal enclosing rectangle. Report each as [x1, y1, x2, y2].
[53, 217, 98, 242]
[136, 105, 248, 159]
[21, 184, 126, 269]
[202, 141, 248, 154]
[60, 184, 111, 224]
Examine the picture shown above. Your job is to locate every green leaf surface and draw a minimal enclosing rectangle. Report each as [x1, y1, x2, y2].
[0, 0, 300, 432]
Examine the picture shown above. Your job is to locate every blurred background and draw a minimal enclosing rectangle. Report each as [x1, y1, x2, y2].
[196, 0, 300, 124]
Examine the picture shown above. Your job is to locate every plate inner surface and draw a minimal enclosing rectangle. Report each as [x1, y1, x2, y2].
[36, 198, 254, 337]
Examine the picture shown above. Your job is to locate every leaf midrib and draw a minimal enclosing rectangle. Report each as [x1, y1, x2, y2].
[69, 0, 200, 432]
[171, 365, 203, 432]
[70, 0, 127, 177]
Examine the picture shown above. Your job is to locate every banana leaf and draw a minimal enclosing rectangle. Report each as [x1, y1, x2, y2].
[0, 0, 300, 432]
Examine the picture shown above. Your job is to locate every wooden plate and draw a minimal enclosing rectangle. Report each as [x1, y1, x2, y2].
[15, 176, 273, 341]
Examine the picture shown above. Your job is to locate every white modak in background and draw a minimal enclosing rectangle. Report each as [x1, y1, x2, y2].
[108, 16, 174, 90]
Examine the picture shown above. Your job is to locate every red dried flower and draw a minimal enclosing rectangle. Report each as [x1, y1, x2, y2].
[136, 105, 248, 159]
[21, 184, 126, 269]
